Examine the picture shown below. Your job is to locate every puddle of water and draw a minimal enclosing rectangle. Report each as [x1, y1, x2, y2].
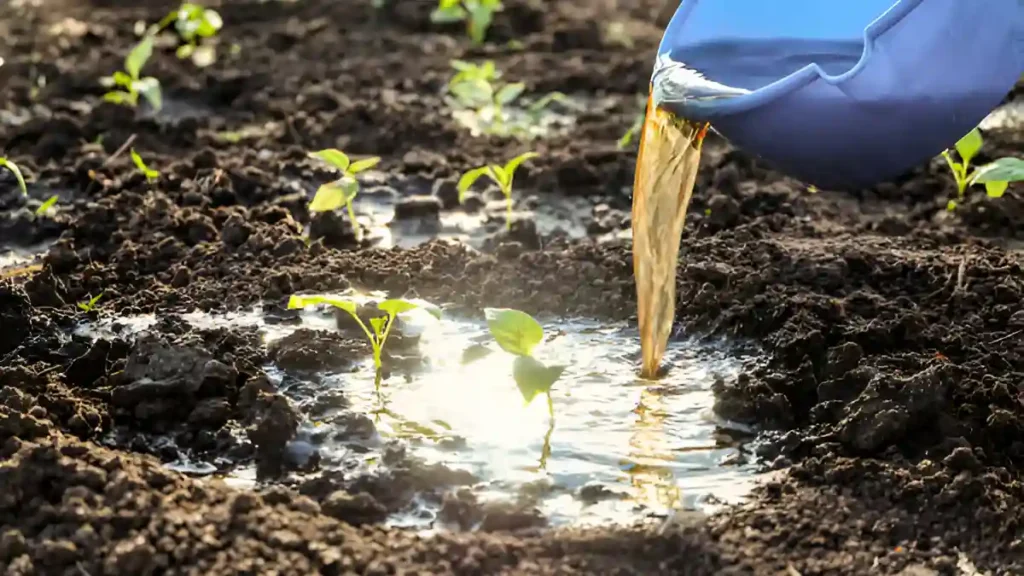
[0, 241, 51, 272]
[77, 295, 763, 528]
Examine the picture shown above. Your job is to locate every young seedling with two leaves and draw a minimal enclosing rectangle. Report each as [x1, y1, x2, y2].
[307, 149, 380, 240]
[78, 293, 103, 313]
[447, 61, 573, 138]
[942, 128, 1024, 210]
[156, 2, 223, 67]
[286, 294, 441, 373]
[430, 0, 502, 45]
[458, 151, 537, 229]
[471, 308, 566, 433]
[102, 34, 162, 112]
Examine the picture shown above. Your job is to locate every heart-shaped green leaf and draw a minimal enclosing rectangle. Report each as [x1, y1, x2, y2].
[484, 308, 543, 356]
[309, 149, 351, 172]
[512, 355, 565, 404]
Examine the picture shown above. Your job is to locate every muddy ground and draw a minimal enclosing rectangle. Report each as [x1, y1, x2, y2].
[2, 0, 1023, 574]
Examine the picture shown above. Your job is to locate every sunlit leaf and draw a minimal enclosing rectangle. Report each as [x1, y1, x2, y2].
[348, 157, 381, 174]
[309, 177, 358, 212]
[369, 316, 386, 337]
[985, 181, 1009, 198]
[512, 355, 565, 404]
[112, 71, 134, 88]
[495, 82, 524, 105]
[103, 91, 133, 105]
[502, 151, 537, 187]
[954, 129, 983, 166]
[130, 148, 159, 180]
[135, 77, 162, 111]
[309, 149, 351, 172]
[457, 166, 493, 202]
[484, 308, 544, 357]
[197, 9, 223, 37]
[377, 298, 419, 318]
[287, 294, 358, 314]
[125, 34, 154, 80]
[488, 165, 508, 189]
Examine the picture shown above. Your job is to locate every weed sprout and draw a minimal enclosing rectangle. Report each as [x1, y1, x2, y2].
[35, 196, 58, 215]
[0, 157, 27, 196]
[286, 294, 441, 371]
[458, 151, 537, 229]
[942, 128, 1024, 210]
[130, 149, 159, 182]
[431, 0, 502, 45]
[78, 293, 103, 313]
[102, 34, 162, 112]
[307, 149, 380, 240]
[157, 3, 223, 67]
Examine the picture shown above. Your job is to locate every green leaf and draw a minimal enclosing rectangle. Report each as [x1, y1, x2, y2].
[309, 149, 351, 172]
[450, 78, 493, 108]
[399, 298, 443, 319]
[369, 316, 387, 337]
[488, 165, 508, 190]
[450, 59, 474, 72]
[985, 181, 1009, 198]
[0, 158, 28, 196]
[103, 91, 133, 106]
[970, 157, 1024, 184]
[197, 9, 223, 37]
[954, 129, 983, 167]
[125, 34, 155, 80]
[457, 166, 493, 202]
[528, 91, 570, 112]
[176, 44, 195, 59]
[130, 148, 159, 180]
[309, 177, 358, 212]
[134, 77, 162, 111]
[287, 294, 358, 315]
[35, 195, 58, 215]
[484, 308, 544, 357]
[461, 343, 492, 364]
[430, 5, 467, 22]
[377, 299, 420, 318]
[946, 199, 957, 211]
[503, 151, 537, 181]
[112, 71, 134, 88]
[512, 355, 566, 405]
[467, 5, 494, 44]
[348, 157, 381, 174]
[495, 82, 524, 105]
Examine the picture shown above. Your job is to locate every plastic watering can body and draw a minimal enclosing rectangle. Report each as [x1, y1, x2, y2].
[655, 0, 1024, 189]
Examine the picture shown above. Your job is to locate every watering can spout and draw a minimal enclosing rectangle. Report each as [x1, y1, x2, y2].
[633, 0, 1023, 377]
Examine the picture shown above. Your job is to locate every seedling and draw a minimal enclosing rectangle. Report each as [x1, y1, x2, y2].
[0, 157, 27, 196]
[447, 61, 571, 138]
[286, 294, 441, 371]
[457, 152, 537, 229]
[157, 3, 223, 67]
[942, 128, 1024, 210]
[130, 149, 159, 181]
[78, 293, 103, 313]
[307, 149, 380, 240]
[35, 196, 58, 215]
[482, 308, 566, 422]
[102, 34, 162, 111]
[430, 0, 503, 45]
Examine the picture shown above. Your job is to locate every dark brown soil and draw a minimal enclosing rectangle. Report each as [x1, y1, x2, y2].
[2, 0, 1023, 574]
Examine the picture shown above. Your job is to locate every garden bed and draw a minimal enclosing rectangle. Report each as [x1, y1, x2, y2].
[1, 0, 1023, 574]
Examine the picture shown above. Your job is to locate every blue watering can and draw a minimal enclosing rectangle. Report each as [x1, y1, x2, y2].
[632, 0, 1024, 377]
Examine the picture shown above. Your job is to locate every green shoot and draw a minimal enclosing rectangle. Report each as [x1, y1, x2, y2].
[0, 157, 27, 196]
[35, 196, 58, 215]
[446, 61, 568, 138]
[78, 293, 103, 312]
[102, 34, 162, 111]
[457, 152, 537, 229]
[307, 149, 381, 240]
[286, 294, 441, 370]
[942, 128, 1024, 209]
[130, 149, 159, 181]
[430, 0, 503, 45]
[482, 308, 566, 422]
[157, 3, 223, 67]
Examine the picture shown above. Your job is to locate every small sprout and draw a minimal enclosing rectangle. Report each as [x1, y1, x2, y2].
[0, 157, 28, 196]
[130, 149, 159, 181]
[35, 195, 58, 215]
[158, 3, 223, 67]
[307, 149, 380, 240]
[446, 60, 566, 138]
[287, 294, 441, 371]
[483, 308, 566, 419]
[431, 0, 502, 45]
[103, 34, 162, 111]
[78, 293, 103, 312]
[458, 151, 537, 229]
[941, 128, 1023, 204]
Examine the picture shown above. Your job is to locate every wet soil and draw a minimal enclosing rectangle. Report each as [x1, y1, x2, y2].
[2, 0, 1023, 574]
